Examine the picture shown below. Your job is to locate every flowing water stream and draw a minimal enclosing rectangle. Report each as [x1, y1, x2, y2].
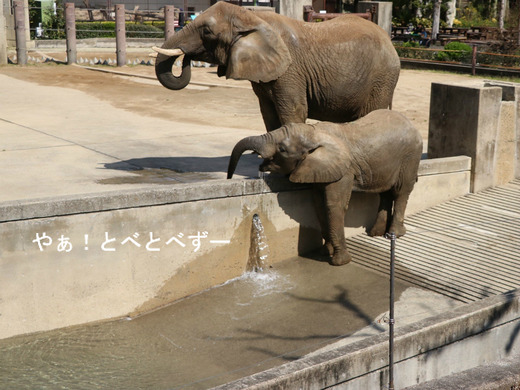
[246, 214, 270, 272]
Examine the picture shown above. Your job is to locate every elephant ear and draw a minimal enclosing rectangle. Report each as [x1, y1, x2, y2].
[226, 11, 291, 83]
[289, 132, 351, 184]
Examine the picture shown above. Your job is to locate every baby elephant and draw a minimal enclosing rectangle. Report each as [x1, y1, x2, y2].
[227, 109, 423, 266]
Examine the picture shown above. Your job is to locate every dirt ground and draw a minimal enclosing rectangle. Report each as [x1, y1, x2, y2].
[0, 58, 489, 141]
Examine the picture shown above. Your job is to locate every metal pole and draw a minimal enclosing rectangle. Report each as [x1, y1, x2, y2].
[65, 3, 77, 64]
[164, 5, 175, 41]
[386, 232, 396, 390]
[13, 0, 26, 66]
[115, 4, 126, 67]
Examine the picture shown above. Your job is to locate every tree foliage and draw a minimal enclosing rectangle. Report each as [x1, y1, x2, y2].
[393, 0, 519, 29]
[392, 0, 449, 27]
[42, 0, 65, 39]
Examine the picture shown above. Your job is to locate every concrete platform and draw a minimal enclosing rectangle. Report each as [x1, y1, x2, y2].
[0, 68, 262, 203]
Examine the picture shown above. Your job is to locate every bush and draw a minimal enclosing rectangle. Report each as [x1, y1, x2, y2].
[75, 22, 164, 39]
[435, 41, 472, 63]
[126, 23, 164, 38]
[394, 42, 439, 61]
[76, 22, 115, 38]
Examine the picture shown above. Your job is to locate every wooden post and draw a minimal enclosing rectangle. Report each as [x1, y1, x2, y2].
[115, 4, 126, 67]
[13, 0, 27, 66]
[164, 5, 175, 40]
[65, 2, 77, 64]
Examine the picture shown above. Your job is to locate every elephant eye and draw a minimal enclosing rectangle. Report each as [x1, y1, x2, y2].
[202, 27, 213, 36]
[279, 146, 287, 153]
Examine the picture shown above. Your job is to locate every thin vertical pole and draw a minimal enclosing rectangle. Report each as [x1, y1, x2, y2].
[65, 3, 77, 64]
[472, 44, 477, 76]
[164, 5, 175, 41]
[13, 0, 26, 66]
[432, 0, 441, 41]
[115, 4, 126, 67]
[518, 10, 520, 46]
[386, 232, 396, 390]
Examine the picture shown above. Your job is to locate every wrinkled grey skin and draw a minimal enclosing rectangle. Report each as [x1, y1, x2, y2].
[228, 110, 423, 266]
[154, 2, 400, 131]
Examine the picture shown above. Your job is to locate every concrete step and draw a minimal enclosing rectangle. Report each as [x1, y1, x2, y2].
[403, 354, 520, 389]
[349, 179, 520, 303]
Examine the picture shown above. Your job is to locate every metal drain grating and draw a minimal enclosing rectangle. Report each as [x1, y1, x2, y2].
[349, 179, 520, 303]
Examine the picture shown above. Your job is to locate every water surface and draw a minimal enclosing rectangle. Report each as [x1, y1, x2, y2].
[0, 257, 409, 389]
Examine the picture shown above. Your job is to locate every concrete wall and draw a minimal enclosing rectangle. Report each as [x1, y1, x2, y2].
[357, 1, 392, 35]
[214, 289, 520, 389]
[0, 0, 7, 63]
[0, 156, 470, 340]
[279, 0, 312, 20]
[428, 81, 520, 192]
[4, 0, 32, 49]
[3, 0, 17, 48]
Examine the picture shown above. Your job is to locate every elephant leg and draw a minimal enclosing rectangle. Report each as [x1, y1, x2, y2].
[275, 92, 307, 127]
[253, 81, 307, 130]
[312, 185, 333, 256]
[252, 83, 282, 131]
[388, 190, 411, 238]
[369, 190, 393, 237]
[323, 176, 354, 266]
[388, 166, 419, 237]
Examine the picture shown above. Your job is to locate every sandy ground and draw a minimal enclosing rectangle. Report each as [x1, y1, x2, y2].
[0, 58, 489, 141]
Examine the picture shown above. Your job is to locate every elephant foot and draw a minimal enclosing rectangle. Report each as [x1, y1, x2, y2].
[368, 223, 387, 237]
[330, 250, 352, 266]
[388, 223, 407, 238]
[321, 242, 334, 257]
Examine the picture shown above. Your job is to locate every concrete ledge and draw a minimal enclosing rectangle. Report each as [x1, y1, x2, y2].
[418, 155, 471, 176]
[0, 176, 307, 222]
[213, 289, 520, 389]
[1, 157, 470, 223]
[0, 156, 471, 339]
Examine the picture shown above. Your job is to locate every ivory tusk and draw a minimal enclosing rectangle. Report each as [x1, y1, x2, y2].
[152, 46, 184, 57]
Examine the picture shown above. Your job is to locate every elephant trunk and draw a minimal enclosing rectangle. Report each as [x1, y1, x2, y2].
[227, 133, 278, 179]
[154, 27, 193, 90]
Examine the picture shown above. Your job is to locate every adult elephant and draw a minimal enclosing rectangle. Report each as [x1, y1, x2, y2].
[153, 2, 400, 131]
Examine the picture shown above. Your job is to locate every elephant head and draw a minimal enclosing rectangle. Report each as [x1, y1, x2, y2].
[227, 123, 352, 183]
[153, 2, 291, 90]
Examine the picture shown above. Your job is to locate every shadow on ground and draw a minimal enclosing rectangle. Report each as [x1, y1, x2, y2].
[101, 154, 261, 184]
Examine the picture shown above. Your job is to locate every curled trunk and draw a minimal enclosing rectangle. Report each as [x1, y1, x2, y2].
[227, 134, 276, 179]
[155, 53, 192, 90]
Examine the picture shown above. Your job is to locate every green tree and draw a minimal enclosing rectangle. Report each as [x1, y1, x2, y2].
[392, 0, 448, 26]
[43, 0, 65, 39]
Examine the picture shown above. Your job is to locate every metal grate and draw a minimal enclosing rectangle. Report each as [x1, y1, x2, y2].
[349, 179, 520, 303]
